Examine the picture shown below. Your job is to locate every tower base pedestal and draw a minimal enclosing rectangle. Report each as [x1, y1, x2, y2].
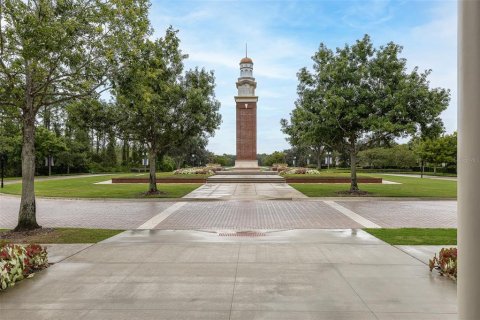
[234, 160, 259, 169]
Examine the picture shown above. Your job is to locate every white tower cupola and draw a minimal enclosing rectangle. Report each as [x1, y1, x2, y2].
[240, 56, 254, 78]
[237, 55, 256, 97]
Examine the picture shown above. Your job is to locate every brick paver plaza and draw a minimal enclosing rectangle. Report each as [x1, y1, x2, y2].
[0, 194, 457, 230]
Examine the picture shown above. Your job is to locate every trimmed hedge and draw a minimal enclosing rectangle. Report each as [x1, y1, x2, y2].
[0, 243, 49, 290]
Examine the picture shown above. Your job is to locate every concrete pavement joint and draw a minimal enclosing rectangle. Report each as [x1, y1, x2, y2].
[324, 200, 381, 228]
[137, 202, 187, 229]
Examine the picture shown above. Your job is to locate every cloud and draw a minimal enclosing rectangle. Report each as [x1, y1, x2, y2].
[148, 0, 458, 154]
[400, 1, 457, 133]
[342, 0, 395, 29]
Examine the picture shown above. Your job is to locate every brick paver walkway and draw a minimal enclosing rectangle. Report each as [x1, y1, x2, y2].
[156, 200, 363, 229]
[183, 183, 307, 200]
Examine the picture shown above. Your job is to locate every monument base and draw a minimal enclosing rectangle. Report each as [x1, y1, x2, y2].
[234, 160, 259, 169]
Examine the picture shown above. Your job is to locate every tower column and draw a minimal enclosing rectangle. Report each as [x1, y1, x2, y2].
[235, 55, 258, 168]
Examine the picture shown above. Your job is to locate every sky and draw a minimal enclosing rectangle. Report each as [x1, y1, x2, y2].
[149, 0, 457, 155]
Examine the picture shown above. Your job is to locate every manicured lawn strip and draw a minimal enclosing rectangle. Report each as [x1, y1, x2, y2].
[1, 175, 201, 198]
[118, 172, 212, 179]
[364, 228, 457, 245]
[0, 228, 124, 244]
[282, 172, 373, 179]
[158, 172, 212, 179]
[290, 175, 456, 198]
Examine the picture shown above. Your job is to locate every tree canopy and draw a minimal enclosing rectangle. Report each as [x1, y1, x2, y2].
[285, 35, 450, 191]
[0, 0, 150, 230]
[115, 27, 221, 193]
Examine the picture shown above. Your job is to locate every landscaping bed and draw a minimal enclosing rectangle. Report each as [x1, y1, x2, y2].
[1, 242, 48, 290]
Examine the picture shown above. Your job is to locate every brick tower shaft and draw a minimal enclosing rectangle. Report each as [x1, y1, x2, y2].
[234, 55, 258, 168]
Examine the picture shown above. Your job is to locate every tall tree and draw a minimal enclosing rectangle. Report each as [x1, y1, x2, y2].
[0, 0, 150, 230]
[297, 35, 450, 192]
[116, 28, 221, 193]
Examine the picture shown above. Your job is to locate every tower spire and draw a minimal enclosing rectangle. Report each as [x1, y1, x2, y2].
[245, 43, 248, 57]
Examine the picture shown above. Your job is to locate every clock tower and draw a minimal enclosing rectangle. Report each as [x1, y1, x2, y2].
[234, 54, 258, 168]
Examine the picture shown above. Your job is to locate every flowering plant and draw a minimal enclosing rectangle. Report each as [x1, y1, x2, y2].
[429, 247, 457, 280]
[279, 168, 321, 175]
[0, 243, 48, 290]
[173, 167, 214, 175]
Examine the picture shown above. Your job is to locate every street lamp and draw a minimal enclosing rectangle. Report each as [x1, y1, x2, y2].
[293, 156, 297, 167]
[45, 152, 54, 176]
[142, 153, 149, 172]
[191, 154, 196, 167]
[326, 152, 332, 170]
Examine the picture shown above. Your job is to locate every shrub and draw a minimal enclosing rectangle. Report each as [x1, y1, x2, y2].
[279, 167, 321, 175]
[0, 243, 49, 290]
[173, 167, 214, 175]
[429, 247, 457, 280]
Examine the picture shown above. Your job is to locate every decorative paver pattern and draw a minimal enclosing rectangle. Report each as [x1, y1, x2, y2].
[337, 200, 457, 228]
[156, 200, 363, 229]
[0, 196, 175, 229]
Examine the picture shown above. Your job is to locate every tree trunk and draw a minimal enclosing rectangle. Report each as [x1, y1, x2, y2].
[421, 160, 424, 178]
[122, 139, 127, 165]
[148, 148, 157, 193]
[434, 165, 437, 174]
[67, 165, 70, 174]
[96, 132, 100, 154]
[317, 153, 321, 170]
[15, 106, 41, 231]
[48, 155, 52, 176]
[350, 141, 359, 192]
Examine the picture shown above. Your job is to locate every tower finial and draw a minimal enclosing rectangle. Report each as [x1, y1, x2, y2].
[245, 43, 248, 57]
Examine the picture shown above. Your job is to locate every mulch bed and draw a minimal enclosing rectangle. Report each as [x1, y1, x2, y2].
[0, 228, 56, 243]
[336, 190, 372, 196]
[140, 190, 168, 196]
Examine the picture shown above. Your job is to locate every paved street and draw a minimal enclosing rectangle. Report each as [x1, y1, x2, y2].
[0, 195, 457, 230]
[0, 229, 457, 319]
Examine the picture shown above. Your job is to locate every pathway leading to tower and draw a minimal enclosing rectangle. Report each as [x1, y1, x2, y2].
[183, 182, 306, 200]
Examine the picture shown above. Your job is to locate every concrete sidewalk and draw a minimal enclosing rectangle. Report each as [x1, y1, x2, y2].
[0, 229, 457, 319]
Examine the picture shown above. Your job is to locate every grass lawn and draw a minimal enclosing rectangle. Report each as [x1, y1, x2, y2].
[126, 172, 212, 179]
[282, 172, 373, 179]
[0, 228, 124, 244]
[0, 174, 201, 198]
[364, 228, 457, 245]
[290, 174, 456, 198]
